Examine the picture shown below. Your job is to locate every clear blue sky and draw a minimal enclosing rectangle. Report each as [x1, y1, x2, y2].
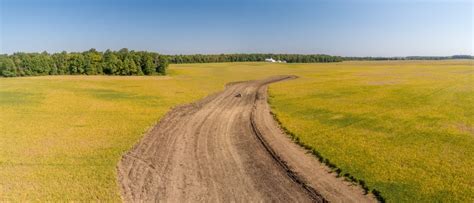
[0, 0, 472, 56]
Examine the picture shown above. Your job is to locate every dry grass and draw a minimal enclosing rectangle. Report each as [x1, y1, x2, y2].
[269, 60, 474, 202]
[0, 60, 472, 201]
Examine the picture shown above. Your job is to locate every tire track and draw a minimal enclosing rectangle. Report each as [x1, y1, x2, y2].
[117, 75, 375, 202]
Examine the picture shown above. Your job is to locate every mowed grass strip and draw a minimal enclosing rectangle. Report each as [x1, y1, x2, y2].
[0, 61, 472, 201]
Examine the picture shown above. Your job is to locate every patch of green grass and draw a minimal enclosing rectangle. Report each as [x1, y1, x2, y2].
[0, 91, 42, 105]
[0, 61, 472, 201]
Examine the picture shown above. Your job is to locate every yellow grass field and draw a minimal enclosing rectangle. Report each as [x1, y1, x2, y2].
[269, 60, 474, 202]
[0, 61, 472, 201]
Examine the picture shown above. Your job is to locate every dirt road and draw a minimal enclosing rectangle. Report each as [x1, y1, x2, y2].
[117, 76, 375, 202]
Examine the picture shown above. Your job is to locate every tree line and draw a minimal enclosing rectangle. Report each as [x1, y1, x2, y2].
[2, 49, 471, 77]
[342, 55, 473, 61]
[0, 51, 345, 77]
[0, 48, 168, 77]
[168, 54, 343, 64]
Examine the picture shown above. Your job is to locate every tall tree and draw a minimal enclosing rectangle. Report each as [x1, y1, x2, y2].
[0, 56, 17, 77]
[142, 54, 155, 75]
[69, 54, 85, 74]
[53, 51, 69, 74]
[156, 55, 168, 75]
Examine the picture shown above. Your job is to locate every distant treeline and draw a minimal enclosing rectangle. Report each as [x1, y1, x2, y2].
[0, 48, 168, 77]
[168, 54, 343, 64]
[343, 55, 474, 61]
[168, 54, 473, 63]
[2, 49, 472, 77]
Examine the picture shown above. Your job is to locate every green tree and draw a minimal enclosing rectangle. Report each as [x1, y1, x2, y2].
[142, 54, 155, 75]
[119, 58, 130, 75]
[84, 49, 103, 75]
[0, 56, 17, 77]
[69, 54, 85, 74]
[155, 55, 168, 75]
[53, 51, 69, 74]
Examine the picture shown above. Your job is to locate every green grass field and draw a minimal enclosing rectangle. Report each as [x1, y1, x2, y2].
[0, 61, 472, 201]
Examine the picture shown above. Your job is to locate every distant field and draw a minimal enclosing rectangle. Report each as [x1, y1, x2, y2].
[0, 61, 472, 201]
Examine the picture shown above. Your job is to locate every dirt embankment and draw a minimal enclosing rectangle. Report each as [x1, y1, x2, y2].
[117, 76, 375, 202]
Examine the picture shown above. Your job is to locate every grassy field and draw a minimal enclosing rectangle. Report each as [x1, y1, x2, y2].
[0, 61, 472, 201]
[0, 63, 299, 201]
[268, 60, 474, 202]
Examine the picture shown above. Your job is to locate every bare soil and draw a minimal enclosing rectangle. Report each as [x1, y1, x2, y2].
[117, 76, 375, 202]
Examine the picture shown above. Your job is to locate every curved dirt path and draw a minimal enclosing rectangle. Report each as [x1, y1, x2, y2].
[117, 76, 375, 202]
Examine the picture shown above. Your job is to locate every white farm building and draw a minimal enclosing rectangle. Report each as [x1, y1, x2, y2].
[265, 58, 286, 63]
[265, 58, 276, 62]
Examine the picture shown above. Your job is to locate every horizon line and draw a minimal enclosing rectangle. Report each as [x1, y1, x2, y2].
[1, 49, 472, 58]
